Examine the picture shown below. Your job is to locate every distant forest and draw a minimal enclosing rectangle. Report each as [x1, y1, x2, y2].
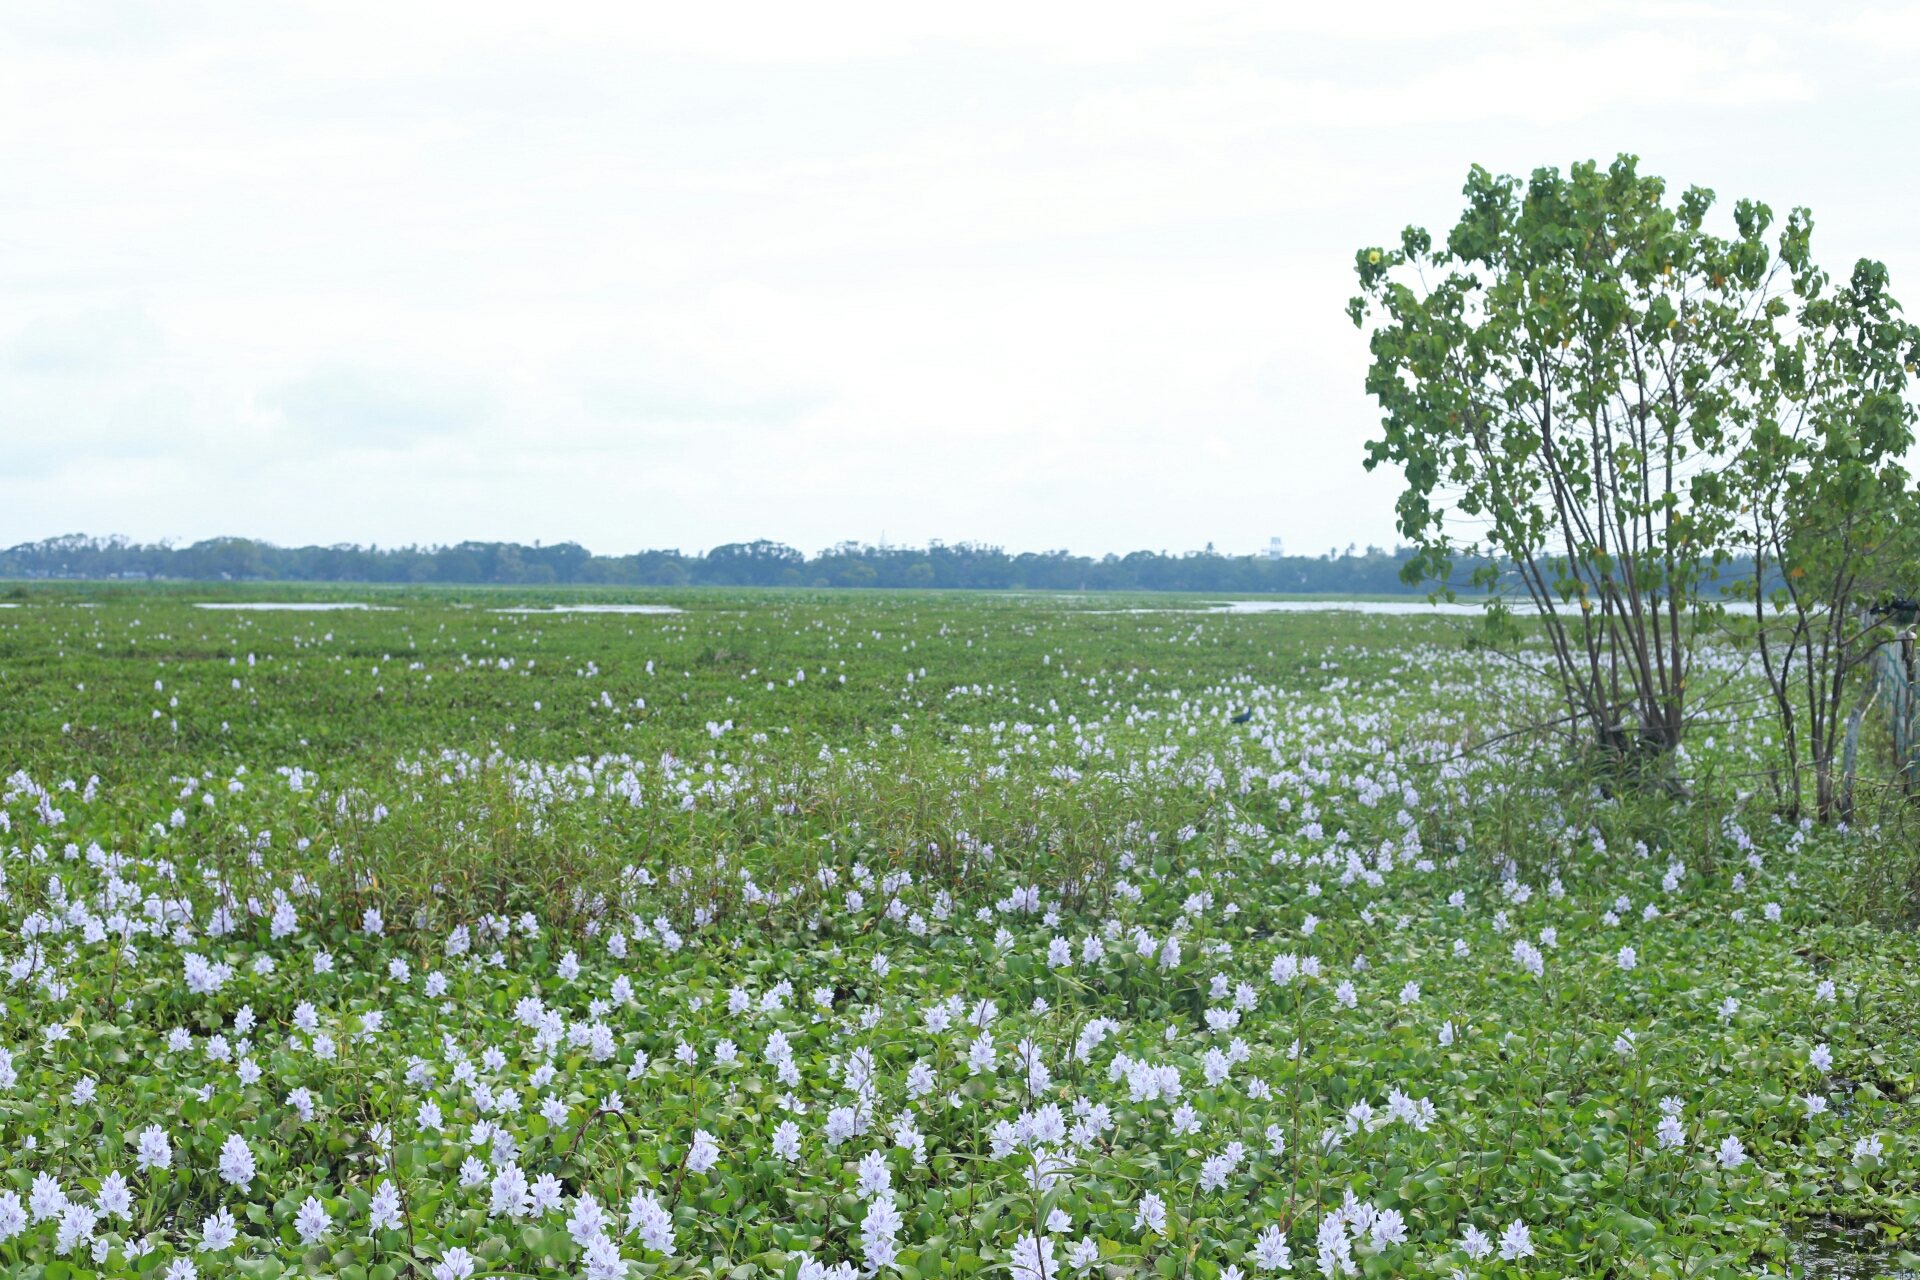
[0, 535, 1464, 594]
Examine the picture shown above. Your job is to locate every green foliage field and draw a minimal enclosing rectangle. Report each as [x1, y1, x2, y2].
[0, 585, 1914, 1280]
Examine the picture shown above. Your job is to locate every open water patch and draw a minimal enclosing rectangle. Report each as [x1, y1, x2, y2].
[1791, 1215, 1919, 1279]
[1208, 600, 1492, 616]
[492, 605, 682, 615]
[194, 602, 397, 611]
[1089, 599, 1514, 616]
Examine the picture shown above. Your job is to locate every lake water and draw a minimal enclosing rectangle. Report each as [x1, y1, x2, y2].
[1791, 1214, 1917, 1279]
[1208, 600, 1495, 616]
[492, 605, 682, 615]
[1090, 599, 1510, 616]
[194, 602, 396, 611]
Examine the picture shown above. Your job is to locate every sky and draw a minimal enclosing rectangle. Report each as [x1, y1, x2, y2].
[2, 1, 1918, 560]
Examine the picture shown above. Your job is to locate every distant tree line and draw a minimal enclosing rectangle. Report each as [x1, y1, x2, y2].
[0, 534, 1466, 593]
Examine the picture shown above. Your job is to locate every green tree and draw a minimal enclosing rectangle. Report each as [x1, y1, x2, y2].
[1350, 155, 1789, 756]
[1730, 251, 1920, 819]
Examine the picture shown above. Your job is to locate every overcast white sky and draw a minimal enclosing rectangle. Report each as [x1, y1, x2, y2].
[1, 1, 1917, 559]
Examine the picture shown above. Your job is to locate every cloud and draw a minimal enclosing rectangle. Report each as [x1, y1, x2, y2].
[1832, 5, 1920, 52]
[6, 306, 164, 375]
[0, 0, 223, 52]
[580, 379, 824, 426]
[259, 366, 487, 447]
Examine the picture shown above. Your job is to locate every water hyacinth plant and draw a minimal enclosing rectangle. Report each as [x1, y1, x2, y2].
[0, 589, 1914, 1280]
